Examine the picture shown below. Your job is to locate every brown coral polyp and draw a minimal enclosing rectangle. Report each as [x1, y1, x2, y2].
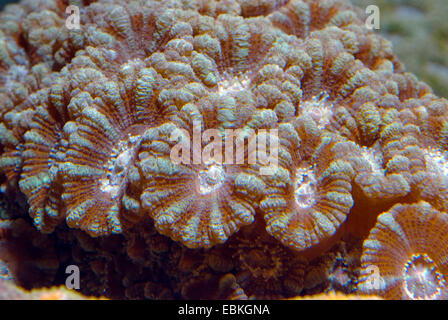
[256, 125, 355, 251]
[358, 202, 448, 300]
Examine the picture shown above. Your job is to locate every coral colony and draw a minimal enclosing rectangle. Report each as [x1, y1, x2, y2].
[0, 0, 448, 300]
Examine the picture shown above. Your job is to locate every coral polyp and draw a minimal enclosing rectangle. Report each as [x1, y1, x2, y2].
[294, 165, 318, 209]
[197, 162, 226, 195]
[257, 125, 355, 251]
[138, 121, 257, 249]
[403, 253, 446, 300]
[358, 202, 448, 300]
[0, 0, 448, 300]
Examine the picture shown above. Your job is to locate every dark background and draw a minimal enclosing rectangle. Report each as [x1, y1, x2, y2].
[0, 0, 18, 11]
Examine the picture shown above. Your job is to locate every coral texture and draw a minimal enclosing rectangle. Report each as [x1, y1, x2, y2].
[358, 202, 448, 299]
[1, 0, 448, 300]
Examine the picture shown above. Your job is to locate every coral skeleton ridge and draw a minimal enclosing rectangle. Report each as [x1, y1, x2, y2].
[0, 0, 448, 299]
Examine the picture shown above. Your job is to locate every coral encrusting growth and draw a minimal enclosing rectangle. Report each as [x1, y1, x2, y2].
[1, 0, 448, 300]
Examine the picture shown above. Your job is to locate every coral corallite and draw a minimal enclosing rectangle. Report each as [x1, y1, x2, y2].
[1, 0, 448, 300]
